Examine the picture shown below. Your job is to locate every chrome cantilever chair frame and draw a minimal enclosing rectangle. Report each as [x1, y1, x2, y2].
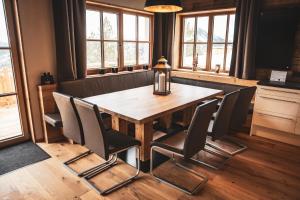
[208, 86, 256, 156]
[190, 145, 231, 170]
[53, 92, 99, 177]
[63, 150, 93, 177]
[63, 149, 122, 177]
[206, 136, 248, 156]
[83, 146, 140, 196]
[205, 91, 244, 156]
[150, 146, 208, 195]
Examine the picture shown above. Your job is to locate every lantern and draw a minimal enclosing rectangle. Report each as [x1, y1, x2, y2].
[153, 56, 171, 95]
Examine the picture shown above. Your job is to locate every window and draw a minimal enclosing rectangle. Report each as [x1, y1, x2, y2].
[86, 6, 152, 70]
[123, 14, 150, 66]
[86, 10, 119, 69]
[181, 12, 235, 72]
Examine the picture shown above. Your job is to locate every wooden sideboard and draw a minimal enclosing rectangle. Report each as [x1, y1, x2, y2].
[251, 85, 300, 147]
[37, 84, 64, 143]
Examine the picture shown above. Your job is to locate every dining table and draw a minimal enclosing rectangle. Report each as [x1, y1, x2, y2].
[84, 83, 223, 164]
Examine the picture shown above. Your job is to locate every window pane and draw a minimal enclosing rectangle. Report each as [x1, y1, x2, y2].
[104, 42, 118, 67]
[124, 42, 136, 66]
[0, 95, 22, 140]
[0, 0, 9, 47]
[196, 44, 207, 69]
[0, 50, 15, 93]
[138, 16, 150, 41]
[225, 44, 233, 71]
[182, 44, 194, 67]
[103, 12, 118, 40]
[213, 15, 227, 42]
[211, 44, 225, 70]
[196, 17, 209, 42]
[183, 18, 195, 42]
[138, 43, 149, 65]
[86, 10, 100, 39]
[228, 14, 235, 43]
[123, 14, 136, 41]
[87, 41, 101, 69]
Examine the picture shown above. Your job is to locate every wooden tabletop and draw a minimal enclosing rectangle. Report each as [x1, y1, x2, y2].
[84, 83, 223, 124]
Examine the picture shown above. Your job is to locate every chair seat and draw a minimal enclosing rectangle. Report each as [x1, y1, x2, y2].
[151, 131, 187, 155]
[44, 113, 63, 128]
[107, 130, 141, 154]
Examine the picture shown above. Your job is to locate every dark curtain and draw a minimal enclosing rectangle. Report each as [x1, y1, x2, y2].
[53, 0, 86, 82]
[153, 13, 176, 66]
[229, 0, 261, 79]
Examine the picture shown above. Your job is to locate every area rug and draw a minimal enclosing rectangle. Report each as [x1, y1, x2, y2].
[0, 141, 50, 175]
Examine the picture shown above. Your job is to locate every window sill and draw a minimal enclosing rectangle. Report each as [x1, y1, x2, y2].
[87, 69, 151, 78]
[173, 68, 230, 77]
[172, 69, 257, 87]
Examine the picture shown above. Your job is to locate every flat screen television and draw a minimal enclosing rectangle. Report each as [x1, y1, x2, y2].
[255, 7, 299, 70]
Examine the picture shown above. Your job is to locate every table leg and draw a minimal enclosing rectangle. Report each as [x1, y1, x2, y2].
[159, 114, 172, 129]
[135, 121, 154, 161]
[112, 115, 129, 135]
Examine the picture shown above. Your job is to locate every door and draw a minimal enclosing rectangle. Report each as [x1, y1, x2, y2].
[0, 0, 30, 147]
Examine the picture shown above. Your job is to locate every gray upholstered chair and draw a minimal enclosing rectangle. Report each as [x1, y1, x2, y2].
[206, 90, 247, 156]
[230, 86, 257, 131]
[73, 98, 141, 196]
[53, 92, 98, 177]
[150, 100, 219, 195]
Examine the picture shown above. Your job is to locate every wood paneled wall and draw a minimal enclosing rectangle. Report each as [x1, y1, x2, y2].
[262, 0, 300, 8]
[182, 0, 300, 11]
[293, 21, 300, 72]
[182, 0, 236, 12]
[181, 0, 300, 80]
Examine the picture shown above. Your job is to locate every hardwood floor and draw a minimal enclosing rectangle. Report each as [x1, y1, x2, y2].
[0, 133, 300, 200]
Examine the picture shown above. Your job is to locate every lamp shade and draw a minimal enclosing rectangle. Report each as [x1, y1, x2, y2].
[144, 0, 183, 13]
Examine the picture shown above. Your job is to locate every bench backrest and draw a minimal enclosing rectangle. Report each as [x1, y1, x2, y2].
[58, 70, 153, 98]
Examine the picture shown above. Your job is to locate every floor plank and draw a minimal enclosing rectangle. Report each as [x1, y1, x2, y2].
[0, 133, 300, 200]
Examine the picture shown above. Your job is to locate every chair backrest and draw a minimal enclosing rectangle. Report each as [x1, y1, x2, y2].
[212, 91, 240, 140]
[73, 98, 109, 160]
[183, 99, 219, 159]
[53, 92, 84, 145]
[230, 86, 257, 130]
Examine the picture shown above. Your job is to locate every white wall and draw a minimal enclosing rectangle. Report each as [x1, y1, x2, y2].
[18, 0, 56, 141]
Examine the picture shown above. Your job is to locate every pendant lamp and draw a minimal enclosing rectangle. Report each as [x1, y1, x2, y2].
[144, 0, 183, 13]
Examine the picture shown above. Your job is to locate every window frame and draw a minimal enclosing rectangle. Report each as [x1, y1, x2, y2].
[0, 0, 31, 148]
[86, 8, 120, 69]
[122, 12, 152, 67]
[86, 4, 153, 72]
[179, 10, 235, 73]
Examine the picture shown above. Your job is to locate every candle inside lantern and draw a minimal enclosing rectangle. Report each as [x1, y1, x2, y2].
[158, 72, 166, 92]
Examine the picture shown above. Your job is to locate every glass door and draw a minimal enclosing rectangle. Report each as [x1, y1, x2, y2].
[0, 0, 29, 146]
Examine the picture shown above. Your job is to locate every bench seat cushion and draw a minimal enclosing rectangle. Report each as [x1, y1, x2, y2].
[44, 113, 63, 128]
